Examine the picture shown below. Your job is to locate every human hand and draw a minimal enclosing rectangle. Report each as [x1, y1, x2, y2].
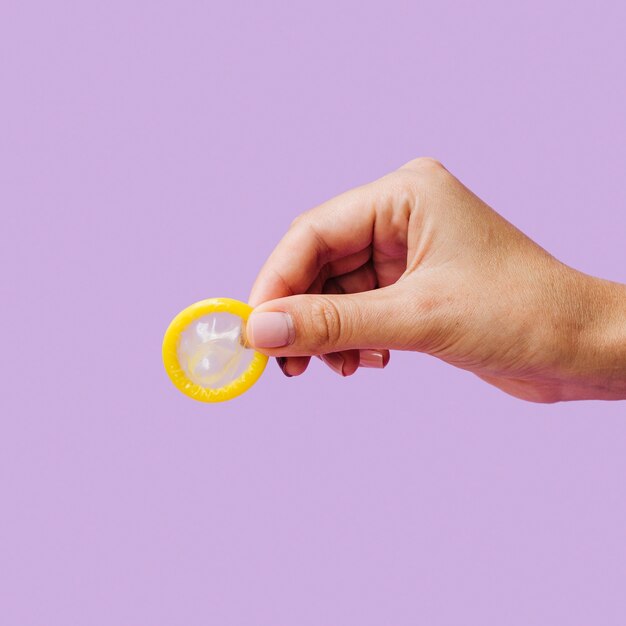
[247, 158, 626, 402]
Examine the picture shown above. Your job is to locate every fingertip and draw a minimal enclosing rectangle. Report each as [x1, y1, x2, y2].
[342, 349, 361, 376]
[246, 311, 295, 350]
[320, 350, 360, 377]
[277, 356, 310, 377]
[359, 349, 390, 369]
[276, 356, 292, 377]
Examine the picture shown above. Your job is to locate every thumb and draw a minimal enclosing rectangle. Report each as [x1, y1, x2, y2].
[246, 286, 415, 356]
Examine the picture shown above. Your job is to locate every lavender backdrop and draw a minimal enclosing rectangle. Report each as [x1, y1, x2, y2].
[2, 1, 626, 624]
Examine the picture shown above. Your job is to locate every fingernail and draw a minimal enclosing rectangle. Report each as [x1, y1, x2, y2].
[247, 312, 295, 348]
[359, 350, 389, 369]
[276, 357, 293, 377]
[321, 353, 346, 376]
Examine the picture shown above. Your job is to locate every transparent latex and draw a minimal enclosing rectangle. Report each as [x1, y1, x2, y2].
[176, 312, 255, 389]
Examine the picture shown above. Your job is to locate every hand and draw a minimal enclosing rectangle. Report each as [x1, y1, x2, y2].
[247, 158, 626, 402]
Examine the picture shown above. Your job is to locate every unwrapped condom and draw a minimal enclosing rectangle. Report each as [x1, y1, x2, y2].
[162, 298, 268, 402]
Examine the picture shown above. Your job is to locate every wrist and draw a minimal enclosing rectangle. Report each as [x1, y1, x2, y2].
[563, 272, 626, 400]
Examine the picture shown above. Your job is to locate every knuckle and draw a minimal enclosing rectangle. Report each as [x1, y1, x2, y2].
[400, 156, 447, 178]
[418, 156, 446, 171]
[394, 157, 451, 207]
[289, 211, 309, 230]
[308, 296, 343, 349]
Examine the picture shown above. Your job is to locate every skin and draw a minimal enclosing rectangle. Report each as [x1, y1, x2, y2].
[248, 158, 626, 402]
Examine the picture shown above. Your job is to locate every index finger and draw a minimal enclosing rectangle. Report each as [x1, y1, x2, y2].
[248, 181, 386, 307]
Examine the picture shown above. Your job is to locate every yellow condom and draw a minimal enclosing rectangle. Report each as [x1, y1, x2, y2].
[162, 298, 268, 402]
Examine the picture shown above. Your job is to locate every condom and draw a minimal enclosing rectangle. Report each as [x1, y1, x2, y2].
[162, 298, 268, 402]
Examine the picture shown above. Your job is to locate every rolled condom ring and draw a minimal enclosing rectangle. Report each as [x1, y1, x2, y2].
[163, 298, 268, 402]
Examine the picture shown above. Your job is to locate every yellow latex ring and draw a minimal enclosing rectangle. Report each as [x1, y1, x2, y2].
[162, 298, 268, 403]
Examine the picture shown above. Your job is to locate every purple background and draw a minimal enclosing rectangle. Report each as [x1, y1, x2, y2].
[2, 1, 626, 624]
